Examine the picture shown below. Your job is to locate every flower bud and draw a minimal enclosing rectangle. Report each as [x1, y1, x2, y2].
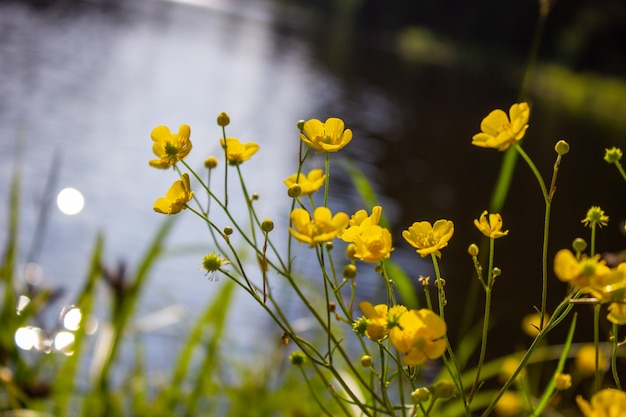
[251, 193, 259, 201]
[287, 184, 301, 198]
[261, 218, 274, 233]
[468, 243, 479, 257]
[297, 119, 306, 131]
[289, 351, 306, 366]
[554, 140, 570, 155]
[429, 380, 454, 399]
[492, 267, 502, 277]
[555, 373, 572, 390]
[360, 355, 373, 367]
[572, 238, 587, 253]
[217, 112, 230, 127]
[224, 226, 234, 236]
[346, 243, 357, 259]
[204, 156, 218, 169]
[604, 147, 623, 164]
[343, 264, 357, 279]
[411, 387, 430, 402]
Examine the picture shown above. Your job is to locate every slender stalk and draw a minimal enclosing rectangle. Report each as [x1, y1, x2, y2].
[611, 323, 622, 390]
[593, 303, 601, 393]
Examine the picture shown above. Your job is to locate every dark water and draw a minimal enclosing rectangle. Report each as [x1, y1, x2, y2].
[2, 0, 625, 369]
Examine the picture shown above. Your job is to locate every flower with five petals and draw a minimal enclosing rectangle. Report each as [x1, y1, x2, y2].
[402, 220, 454, 258]
[153, 173, 193, 215]
[300, 118, 352, 153]
[389, 309, 447, 366]
[149, 124, 192, 169]
[472, 102, 530, 151]
[283, 169, 326, 195]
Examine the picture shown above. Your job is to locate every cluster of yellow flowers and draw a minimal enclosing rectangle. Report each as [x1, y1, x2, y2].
[147, 102, 626, 416]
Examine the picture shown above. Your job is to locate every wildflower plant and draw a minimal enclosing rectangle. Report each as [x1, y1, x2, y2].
[145, 94, 626, 417]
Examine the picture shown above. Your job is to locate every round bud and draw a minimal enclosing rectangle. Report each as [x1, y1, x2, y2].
[468, 243, 479, 257]
[492, 267, 502, 277]
[287, 184, 302, 198]
[204, 156, 218, 169]
[572, 238, 587, 253]
[297, 120, 306, 131]
[360, 355, 373, 368]
[343, 264, 357, 279]
[554, 140, 570, 155]
[430, 380, 454, 399]
[261, 218, 274, 233]
[289, 351, 306, 366]
[346, 244, 357, 259]
[217, 112, 230, 127]
[411, 387, 431, 402]
[251, 193, 259, 201]
[223, 226, 234, 236]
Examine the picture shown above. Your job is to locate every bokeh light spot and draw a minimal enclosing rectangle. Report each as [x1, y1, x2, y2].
[57, 187, 85, 215]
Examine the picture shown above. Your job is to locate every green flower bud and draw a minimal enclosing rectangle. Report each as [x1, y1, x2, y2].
[411, 387, 431, 402]
[360, 355, 373, 367]
[554, 140, 570, 155]
[204, 156, 218, 169]
[289, 351, 306, 366]
[352, 317, 369, 336]
[572, 238, 587, 253]
[217, 112, 230, 127]
[287, 184, 302, 198]
[297, 119, 306, 131]
[224, 226, 234, 236]
[604, 147, 623, 164]
[430, 380, 455, 399]
[468, 243, 479, 257]
[492, 267, 502, 277]
[343, 264, 357, 279]
[261, 218, 274, 233]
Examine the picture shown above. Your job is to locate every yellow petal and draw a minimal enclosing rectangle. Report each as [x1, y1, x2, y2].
[480, 109, 509, 135]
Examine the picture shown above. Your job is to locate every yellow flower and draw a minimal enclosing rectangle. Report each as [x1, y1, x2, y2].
[341, 206, 383, 242]
[283, 169, 325, 196]
[389, 309, 447, 366]
[575, 344, 608, 377]
[474, 210, 509, 239]
[153, 173, 193, 215]
[220, 137, 259, 165]
[553, 249, 611, 296]
[521, 312, 550, 337]
[300, 117, 352, 153]
[555, 373, 572, 390]
[349, 225, 393, 263]
[495, 391, 522, 417]
[608, 302, 626, 325]
[402, 220, 454, 258]
[577, 388, 626, 417]
[582, 206, 609, 228]
[499, 356, 523, 383]
[289, 207, 349, 247]
[358, 302, 390, 341]
[471, 102, 530, 151]
[149, 124, 192, 169]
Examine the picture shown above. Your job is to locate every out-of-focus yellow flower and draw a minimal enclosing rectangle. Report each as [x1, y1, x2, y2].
[289, 207, 349, 247]
[608, 300, 626, 325]
[149, 124, 192, 169]
[575, 344, 608, 377]
[474, 210, 509, 239]
[494, 391, 522, 417]
[472, 102, 530, 151]
[402, 220, 454, 258]
[499, 356, 523, 383]
[582, 206, 609, 228]
[283, 169, 325, 196]
[220, 137, 259, 165]
[521, 312, 550, 337]
[577, 388, 626, 417]
[153, 173, 193, 215]
[555, 373, 572, 390]
[553, 249, 611, 296]
[300, 117, 352, 153]
[389, 309, 446, 366]
[348, 225, 393, 263]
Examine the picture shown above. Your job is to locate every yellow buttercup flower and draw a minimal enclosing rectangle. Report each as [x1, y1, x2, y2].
[474, 210, 509, 238]
[300, 117, 352, 153]
[471, 102, 530, 151]
[349, 225, 393, 263]
[220, 137, 259, 165]
[582, 206, 609, 228]
[577, 388, 626, 417]
[341, 206, 383, 242]
[553, 249, 611, 294]
[358, 302, 389, 341]
[402, 219, 454, 258]
[153, 173, 193, 215]
[283, 169, 326, 196]
[389, 309, 447, 366]
[575, 344, 608, 377]
[149, 124, 192, 169]
[521, 312, 550, 337]
[494, 391, 522, 417]
[289, 207, 349, 247]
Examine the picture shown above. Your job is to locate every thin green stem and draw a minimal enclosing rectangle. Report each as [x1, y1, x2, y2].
[221, 126, 229, 207]
[590, 224, 597, 257]
[611, 323, 622, 390]
[594, 303, 601, 393]
[324, 151, 330, 207]
[612, 161, 626, 183]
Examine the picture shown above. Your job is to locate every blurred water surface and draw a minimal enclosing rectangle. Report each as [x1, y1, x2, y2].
[1, 0, 626, 370]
